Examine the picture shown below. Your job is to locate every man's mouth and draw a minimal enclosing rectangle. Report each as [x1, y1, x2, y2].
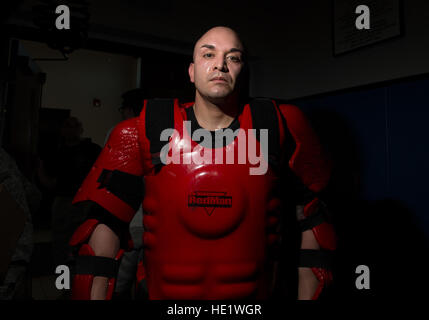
[210, 76, 228, 82]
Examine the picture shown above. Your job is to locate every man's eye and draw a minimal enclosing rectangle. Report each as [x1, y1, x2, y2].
[203, 53, 214, 58]
[227, 55, 241, 63]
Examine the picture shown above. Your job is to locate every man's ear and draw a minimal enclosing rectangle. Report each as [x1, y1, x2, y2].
[188, 62, 195, 83]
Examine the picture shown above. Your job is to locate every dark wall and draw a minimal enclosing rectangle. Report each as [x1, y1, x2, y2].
[140, 50, 194, 101]
[0, 35, 9, 146]
[287, 75, 429, 299]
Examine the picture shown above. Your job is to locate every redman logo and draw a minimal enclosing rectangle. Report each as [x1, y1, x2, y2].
[188, 191, 232, 216]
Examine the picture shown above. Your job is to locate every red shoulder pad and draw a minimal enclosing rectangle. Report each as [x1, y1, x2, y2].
[72, 118, 144, 222]
[138, 100, 155, 173]
[278, 104, 332, 193]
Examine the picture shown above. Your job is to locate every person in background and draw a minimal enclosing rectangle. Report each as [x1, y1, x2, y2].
[0, 147, 41, 300]
[38, 117, 101, 268]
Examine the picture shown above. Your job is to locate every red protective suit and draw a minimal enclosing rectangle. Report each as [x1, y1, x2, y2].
[69, 98, 336, 300]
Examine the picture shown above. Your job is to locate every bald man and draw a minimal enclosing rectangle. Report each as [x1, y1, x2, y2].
[68, 26, 336, 301]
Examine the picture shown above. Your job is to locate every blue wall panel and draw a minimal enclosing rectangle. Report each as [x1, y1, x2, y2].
[291, 79, 429, 237]
[388, 79, 429, 233]
[287, 77, 429, 298]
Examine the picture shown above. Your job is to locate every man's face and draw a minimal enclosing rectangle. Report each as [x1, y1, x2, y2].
[61, 117, 82, 140]
[189, 27, 244, 102]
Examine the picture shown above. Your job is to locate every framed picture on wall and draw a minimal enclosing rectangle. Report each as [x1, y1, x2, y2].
[333, 0, 403, 56]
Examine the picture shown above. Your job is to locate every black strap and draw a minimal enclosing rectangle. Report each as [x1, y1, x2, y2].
[249, 99, 297, 173]
[75, 255, 119, 278]
[249, 99, 280, 165]
[145, 99, 175, 165]
[298, 249, 333, 270]
[299, 208, 326, 231]
[97, 169, 144, 211]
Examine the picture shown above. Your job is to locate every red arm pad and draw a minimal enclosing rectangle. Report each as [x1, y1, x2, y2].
[304, 199, 337, 251]
[279, 104, 336, 249]
[69, 219, 99, 247]
[72, 118, 145, 223]
[71, 244, 95, 300]
[69, 218, 125, 300]
[278, 104, 332, 193]
[279, 104, 337, 300]
[70, 243, 124, 300]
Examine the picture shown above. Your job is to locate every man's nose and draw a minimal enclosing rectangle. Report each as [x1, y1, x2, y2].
[214, 56, 228, 72]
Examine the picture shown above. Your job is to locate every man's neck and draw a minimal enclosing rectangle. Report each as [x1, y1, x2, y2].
[193, 92, 239, 131]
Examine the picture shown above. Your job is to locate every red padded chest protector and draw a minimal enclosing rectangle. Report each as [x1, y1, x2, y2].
[139, 100, 283, 299]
